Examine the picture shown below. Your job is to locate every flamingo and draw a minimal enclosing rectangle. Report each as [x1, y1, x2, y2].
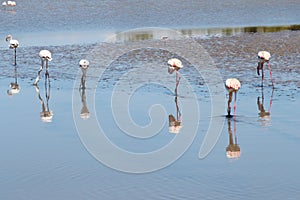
[167, 58, 183, 96]
[257, 51, 273, 87]
[79, 59, 90, 119]
[7, 0, 16, 7]
[2, 1, 7, 8]
[5, 34, 19, 66]
[34, 50, 52, 85]
[225, 78, 241, 117]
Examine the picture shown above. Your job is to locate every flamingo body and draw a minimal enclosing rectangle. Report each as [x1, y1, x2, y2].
[79, 59, 89, 69]
[258, 51, 271, 61]
[7, 0, 16, 6]
[225, 78, 241, 91]
[168, 58, 183, 69]
[39, 50, 52, 61]
[2, 1, 7, 6]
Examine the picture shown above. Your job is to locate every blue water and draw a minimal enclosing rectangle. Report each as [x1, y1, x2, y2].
[1, 1, 300, 199]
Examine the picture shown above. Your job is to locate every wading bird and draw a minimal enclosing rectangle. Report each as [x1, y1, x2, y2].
[225, 78, 241, 117]
[257, 51, 273, 87]
[34, 50, 52, 85]
[5, 34, 19, 66]
[79, 59, 90, 119]
[7, 0, 16, 7]
[2, 1, 7, 8]
[167, 58, 183, 96]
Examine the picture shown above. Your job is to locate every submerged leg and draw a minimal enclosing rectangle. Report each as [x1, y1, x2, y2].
[14, 48, 17, 66]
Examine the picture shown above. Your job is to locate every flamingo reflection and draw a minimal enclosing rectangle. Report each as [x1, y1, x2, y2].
[34, 74, 53, 123]
[257, 87, 274, 126]
[7, 65, 20, 96]
[226, 117, 241, 159]
[168, 96, 182, 134]
[79, 59, 90, 119]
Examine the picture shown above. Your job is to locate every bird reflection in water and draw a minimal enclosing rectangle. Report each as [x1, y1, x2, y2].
[7, 65, 20, 96]
[34, 72, 53, 123]
[79, 59, 90, 119]
[257, 87, 274, 126]
[168, 96, 182, 134]
[226, 117, 241, 159]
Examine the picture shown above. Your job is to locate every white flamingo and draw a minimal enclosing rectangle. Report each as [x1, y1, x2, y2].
[34, 50, 52, 85]
[225, 78, 241, 117]
[257, 51, 273, 87]
[5, 34, 19, 66]
[167, 58, 183, 95]
[7, 0, 16, 7]
[2, 1, 7, 8]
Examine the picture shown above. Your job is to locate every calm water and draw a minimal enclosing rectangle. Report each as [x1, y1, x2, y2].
[1, 1, 300, 199]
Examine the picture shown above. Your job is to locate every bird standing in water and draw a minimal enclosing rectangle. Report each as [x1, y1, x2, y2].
[167, 58, 183, 96]
[257, 51, 273, 87]
[34, 50, 52, 85]
[79, 59, 90, 119]
[5, 34, 19, 66]
[225, 78, 241, 117]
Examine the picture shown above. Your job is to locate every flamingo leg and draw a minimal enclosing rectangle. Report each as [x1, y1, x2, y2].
[34, 64, 44, 85]
[234, 92, 237, 116]
[261, 66, 264, 87]
[227, 92, 233, 117]
[14, 48, 17, 66]
[175, 71, 180, 96]
[45, 60, 50, 78]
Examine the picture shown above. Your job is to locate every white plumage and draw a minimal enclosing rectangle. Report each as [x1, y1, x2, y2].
[79, 59, 89, 69]
[5, 34, 19, 49]
[39, 50, 52, 61]
[258, 51, 271, 61]
[225, 78, 241, 91]
[7, 0, 16, 6]
[168, 58, 183, 69]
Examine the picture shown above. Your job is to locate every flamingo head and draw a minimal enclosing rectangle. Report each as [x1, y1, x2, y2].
[5, 34, 12, 42]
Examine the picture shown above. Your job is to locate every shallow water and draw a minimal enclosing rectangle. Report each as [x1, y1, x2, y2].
[1, 1, 300, 199]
